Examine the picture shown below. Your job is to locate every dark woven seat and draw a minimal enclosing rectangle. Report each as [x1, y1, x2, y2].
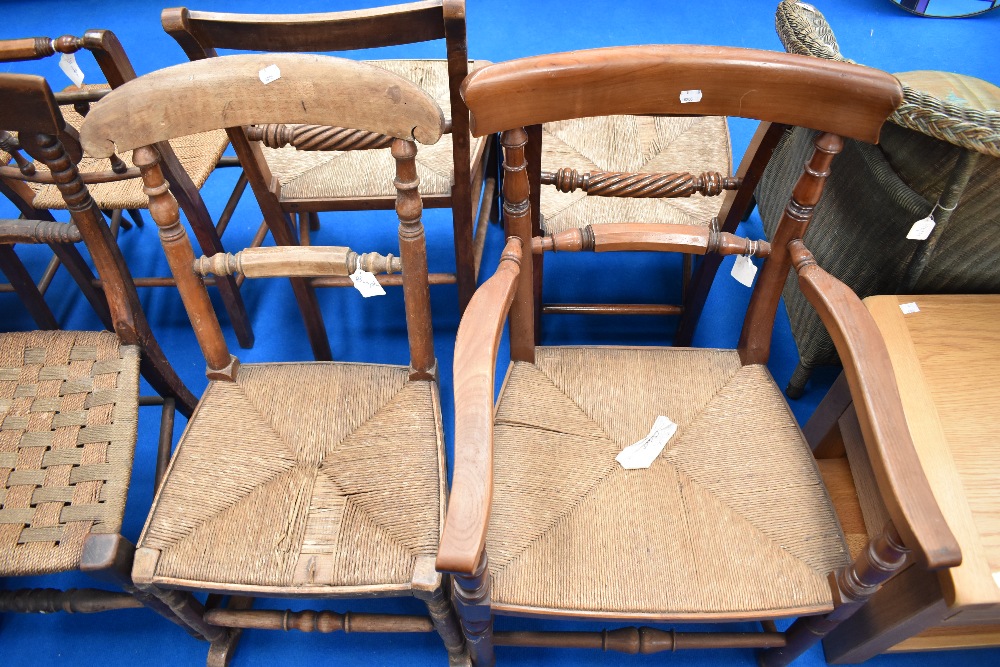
[488, 347, 847, 618]
[539, 116, 731, 234]
[0, 330, 139, 576]
[137, 362, 446, 595]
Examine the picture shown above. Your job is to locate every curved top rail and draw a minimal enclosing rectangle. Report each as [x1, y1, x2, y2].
[461, 45, 902, 142]
[80, 53, 445, 157]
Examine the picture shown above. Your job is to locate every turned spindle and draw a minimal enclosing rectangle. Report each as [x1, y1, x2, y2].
[1, 131, 36, 176]
[542, 168, 741, 198]
[245, 124, 394, 151]
[191, 247, 402, 278]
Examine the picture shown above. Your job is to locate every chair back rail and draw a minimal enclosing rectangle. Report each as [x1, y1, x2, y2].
[460, 45, 901, 142]
[80, 55, 442, 379]
[162, 1, 448, 57]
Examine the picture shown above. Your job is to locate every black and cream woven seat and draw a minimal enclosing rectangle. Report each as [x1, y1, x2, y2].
[0, 331, 138, 577]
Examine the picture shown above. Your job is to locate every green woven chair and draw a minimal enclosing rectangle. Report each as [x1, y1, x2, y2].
[758, 1, 1000, 397]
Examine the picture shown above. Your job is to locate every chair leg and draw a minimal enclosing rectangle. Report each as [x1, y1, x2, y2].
[757, 523, 909, 667]
[0, 245, 58, 329]
[79, 533, 210, 640]
[205, 596, 254, 667]
[785, 361, 813, 399]
[48, 241, 115, 331]
[412, 556, 469, 665]
[451, 557, 495, 667]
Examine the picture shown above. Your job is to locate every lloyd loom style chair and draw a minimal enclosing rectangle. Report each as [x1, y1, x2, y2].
[436, 46, 962, 666]
[79, 53, 466, 666]
[0, 71, 202, 634]
[760, 1, 1000, 398]
[161, 0, 496, 344]
[0, 30, 253, 348]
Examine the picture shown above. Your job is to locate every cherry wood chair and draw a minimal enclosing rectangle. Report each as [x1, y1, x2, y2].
[437, 46, 962, 666]
[0, 30, 252, 348]
[160, 0, 497, 358]
[0, 71, 203, 634]
[79, 53, 466, 666]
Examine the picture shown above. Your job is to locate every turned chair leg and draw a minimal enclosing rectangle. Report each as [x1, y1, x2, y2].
[452, 554, 495, 667]
[205, 596, 254, 667]
[758, 523, 909, 667]
[412, 557, 469, 665]
[79, 533, 206, 639]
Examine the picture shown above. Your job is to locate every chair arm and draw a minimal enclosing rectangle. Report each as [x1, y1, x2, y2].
[533, 223, 770, 257]
[436, 237, 522, 575]
[0, 219, 81, 245]
[790, 239, 960, 570]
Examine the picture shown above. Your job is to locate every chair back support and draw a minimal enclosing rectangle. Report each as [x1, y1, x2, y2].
[79, 54, 445, 380]
[460, 45, 901, 143]
[469, 47, 903, 365]
[163, 1, 449, 56]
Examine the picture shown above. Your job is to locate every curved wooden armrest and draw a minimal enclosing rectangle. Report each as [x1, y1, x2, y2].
[0, 219, 81, 245]
[192, 245, 401, 278]
[532, 223, 770, 258]
[436, 237, 523, 575]
[790, 240, 960, 570]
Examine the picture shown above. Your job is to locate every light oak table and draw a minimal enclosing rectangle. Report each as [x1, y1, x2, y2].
[807, 294, 1000, 663]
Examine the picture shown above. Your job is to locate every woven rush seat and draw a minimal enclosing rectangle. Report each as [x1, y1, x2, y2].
[4, 84, 229, 211]
[539, 116, 732, 234]
[136, 362, 446, 595]
[0, 330, 139, 576]
[487, 346, 849, 619]
[262, 59, 490, 202]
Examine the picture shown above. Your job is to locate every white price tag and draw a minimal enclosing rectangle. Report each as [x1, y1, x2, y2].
[258, 64, 281, 84]
[899, 302, 920, 314]
[731, 254, 757, 287]
[615, 416, 678, 470]
[679, 89, 703, 103]
[59, 52, 85, 88]
[349, 267, 385, 298]
[993, 572, 1000, 588]
[906, 215, 936, 241]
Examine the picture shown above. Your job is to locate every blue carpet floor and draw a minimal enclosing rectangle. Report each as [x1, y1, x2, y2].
[2, 0, 998, 665]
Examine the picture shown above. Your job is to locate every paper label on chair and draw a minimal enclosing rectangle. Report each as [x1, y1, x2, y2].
[59, 52, 85, 88]
[731, 255, 757, 287]
[899, 302, 920, 314]
[679, 89, 703, 103]
[258, 64, 281, 84]
[350, 267, 386, 297]
[993, 572, 1000, 588]
[615, 416, 678, 470]
[906, 215, 936, 241]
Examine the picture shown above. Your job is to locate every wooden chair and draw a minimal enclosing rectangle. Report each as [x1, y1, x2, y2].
[516, 50, 735, 345]
[0, 30, 253, 348]
[0, 71, 203, 636]
[79, 53, 466, 666]
[437, 46, 962, 666]
[160, 0, 497, 354]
